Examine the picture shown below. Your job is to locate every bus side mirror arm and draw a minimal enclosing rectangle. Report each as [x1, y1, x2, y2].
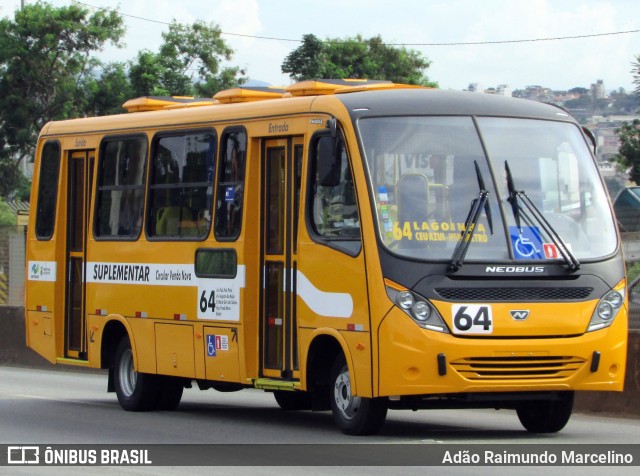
[328, 118, 337, 138]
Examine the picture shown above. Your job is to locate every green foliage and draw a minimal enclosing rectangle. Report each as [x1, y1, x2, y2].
[282, 34, 437, 86]
[196, 66, 247, 97]
[633, 54, 640, 98]
[83, 62, 133, 116]
[128, 50, 171, 96]
[563, 95, 592, 110]
[0, 1, 124, 197]
[626, 260, 640, 284]
[614, 119, 640, 185]
[281, 34, 327, 82]
[610, 89, 640, 114]
[0, 199, 16, 225]
[127, 20, 246, 98]
[569, 87, 589, 95]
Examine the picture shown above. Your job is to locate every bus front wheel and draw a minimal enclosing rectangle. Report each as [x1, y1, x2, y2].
[274, 390, 312, 411]
[516, 391, 574, 433]
[329, 355, 387, 435]
[114, 336, 158, 411]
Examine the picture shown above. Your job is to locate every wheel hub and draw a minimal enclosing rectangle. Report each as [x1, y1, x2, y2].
[118, 348, 137, 397]
[334, 369, 361, 419]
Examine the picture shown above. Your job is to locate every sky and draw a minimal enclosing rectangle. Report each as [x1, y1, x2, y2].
[1, 0, 640, 93]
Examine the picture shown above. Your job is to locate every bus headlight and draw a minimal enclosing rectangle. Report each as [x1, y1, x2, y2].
[397, 291, 414, 310]
[587, 283, 625, 332]
[385, 283, 449, 333]
[412, 301, 431, 321]
[596, 301, 614, 321]
[605, 291, 623, 308]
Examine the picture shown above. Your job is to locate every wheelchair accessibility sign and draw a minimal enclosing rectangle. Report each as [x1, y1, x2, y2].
[509, 226, 545, 260]
[206, 334, 229, 357]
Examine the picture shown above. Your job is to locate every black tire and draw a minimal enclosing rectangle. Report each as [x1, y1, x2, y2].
[273, 390, 312, 411]
[516, 391, 574, 433]
[155, 376, 184, 411]
[330, 355, 387, 435]
[113, 336, 159, 411]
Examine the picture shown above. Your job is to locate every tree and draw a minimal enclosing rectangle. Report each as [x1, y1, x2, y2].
[0, 1, 124, 197]
[127, 20, 246, 98]
[0, 198, 16, 225]
[83, 62, 133, 116]
[282, 34, 437, 86]
[563, 94, 592, 110]
[633, 55, 640, 97]
[569, 87, 589, 95]
[614, 119, 640, 185]
[280, 34, 326, 82]
[610, 89, 640, 115]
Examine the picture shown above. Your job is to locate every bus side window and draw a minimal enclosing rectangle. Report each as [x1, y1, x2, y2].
[309, 132, 361, 254]
[35, 140, 61, 240]
[95, 136, 147, 239]
[215, 129, 247, 241]
[147, 130, 216, 239]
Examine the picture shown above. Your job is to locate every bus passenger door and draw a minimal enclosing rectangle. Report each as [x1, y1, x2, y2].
[261, 137, 304, 379]
[64, 150, 94, 360]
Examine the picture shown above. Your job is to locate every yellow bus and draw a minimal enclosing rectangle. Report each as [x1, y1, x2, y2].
[26, 79, 627, 435]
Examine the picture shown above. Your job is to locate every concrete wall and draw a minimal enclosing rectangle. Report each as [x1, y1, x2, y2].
[0, 306, 55, 368]
[1, 306, 638, 417]
[0, 226, 27, 307]
[574, 331, 640, 417]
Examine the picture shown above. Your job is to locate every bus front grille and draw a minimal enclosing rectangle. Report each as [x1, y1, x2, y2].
[450, 355, 586, 380]
[435, 287, 593, 301]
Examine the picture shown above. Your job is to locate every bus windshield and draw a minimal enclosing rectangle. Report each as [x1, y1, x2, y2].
[359, 116, 617, 263]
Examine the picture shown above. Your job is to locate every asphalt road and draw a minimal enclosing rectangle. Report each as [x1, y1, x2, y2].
[1, 366, 639, 475]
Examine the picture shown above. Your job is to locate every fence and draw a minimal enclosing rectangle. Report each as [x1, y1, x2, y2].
[2, 224, 639, 328]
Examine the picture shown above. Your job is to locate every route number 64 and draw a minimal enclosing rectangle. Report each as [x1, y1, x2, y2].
[451, 304, 493, 334]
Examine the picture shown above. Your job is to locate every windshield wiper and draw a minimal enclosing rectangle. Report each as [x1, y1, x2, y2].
[448, 161, 493, 272]
[504, 161, 580, 272]
[505, 161, 522, 230]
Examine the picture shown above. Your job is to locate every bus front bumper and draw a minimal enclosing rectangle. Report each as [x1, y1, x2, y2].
[377, 308, 627, 397]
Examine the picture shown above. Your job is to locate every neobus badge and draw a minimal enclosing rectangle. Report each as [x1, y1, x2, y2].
[485, 266, 545, 273]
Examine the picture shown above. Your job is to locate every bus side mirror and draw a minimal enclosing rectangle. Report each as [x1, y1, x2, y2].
[317, 136, 341, 187]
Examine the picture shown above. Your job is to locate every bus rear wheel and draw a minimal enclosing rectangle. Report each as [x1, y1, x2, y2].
[516, 391, 574, 433]
[155, 376, 184, 411]
[114, 336, 159, 411]
[330, 355, 387, 435]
